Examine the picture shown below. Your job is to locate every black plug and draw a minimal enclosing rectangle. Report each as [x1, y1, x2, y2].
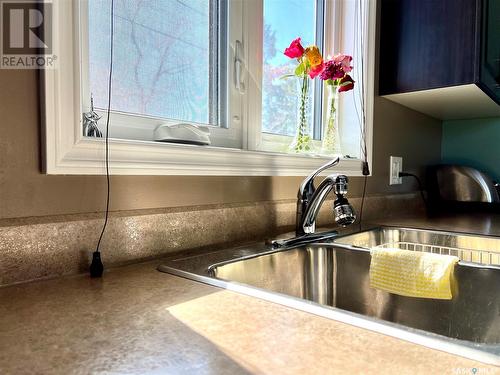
[90, 250, 104, 278]
[399, 172, 413, 178]
[362, 161, 370, 176]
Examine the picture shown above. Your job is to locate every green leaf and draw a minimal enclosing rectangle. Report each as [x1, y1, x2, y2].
[294, 62, 305, 77]
[279, 74, 296, 80]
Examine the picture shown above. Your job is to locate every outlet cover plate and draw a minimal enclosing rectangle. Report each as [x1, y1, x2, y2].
[390, 156, 403, 185]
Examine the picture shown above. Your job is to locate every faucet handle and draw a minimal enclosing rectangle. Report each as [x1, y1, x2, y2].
[299, 157, 341, 198]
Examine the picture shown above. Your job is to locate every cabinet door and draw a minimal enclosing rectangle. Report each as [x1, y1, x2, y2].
[480, 0, 500, 104]
[379, 0, 479, 95]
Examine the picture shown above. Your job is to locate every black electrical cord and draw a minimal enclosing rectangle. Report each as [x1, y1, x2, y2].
[353, 0, 370, 232]
[90, 0, 114, 278]
[399, 172, 428, 208]
[358, 169, 368, 232]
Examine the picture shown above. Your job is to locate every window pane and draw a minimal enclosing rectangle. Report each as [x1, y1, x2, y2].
[262, 0, 317, 137]
[88, 0, 217, 125]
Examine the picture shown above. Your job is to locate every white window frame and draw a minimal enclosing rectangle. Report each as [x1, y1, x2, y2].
[42, 0, 375, 176]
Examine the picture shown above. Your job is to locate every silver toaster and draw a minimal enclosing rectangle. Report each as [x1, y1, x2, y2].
[427, 165, 500, 213]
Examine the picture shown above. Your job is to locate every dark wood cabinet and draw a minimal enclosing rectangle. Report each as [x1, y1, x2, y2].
[379, 0, 500, 119]
[480, 0, 500, 103]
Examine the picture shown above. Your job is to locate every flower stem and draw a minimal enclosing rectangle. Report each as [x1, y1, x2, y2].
[321, 83, 342, 155]
[298, 75, 308, 138]
[291, 75, 311, 152]
[329, 85, 336, 119]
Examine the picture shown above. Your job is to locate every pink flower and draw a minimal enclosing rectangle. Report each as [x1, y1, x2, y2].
[308, 62, 324, 78]
[319, 59, 345, 80]
[338, 74, 355, 92]
[284, 38, 305, 59]
[334, 54, 353, 73]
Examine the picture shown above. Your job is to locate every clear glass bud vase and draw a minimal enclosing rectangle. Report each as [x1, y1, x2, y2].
[321, 84, 342, 156]
[289, 76, 312, 153]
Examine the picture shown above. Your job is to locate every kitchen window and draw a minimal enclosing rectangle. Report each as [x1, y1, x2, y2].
[259, 0, 323, 152]
[43, 0, 375, 175]
[85, 0, 238, 147]
[89, 0, 223, 126]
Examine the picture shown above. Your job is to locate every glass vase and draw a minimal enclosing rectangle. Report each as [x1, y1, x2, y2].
[321, 84, 342, 156]
[289, 76, 312, 153]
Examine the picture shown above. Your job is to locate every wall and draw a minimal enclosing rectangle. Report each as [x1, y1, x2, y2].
[0, 70, 442, 220]
[442, 117, 500, 181]
[0, 67, 443, 285]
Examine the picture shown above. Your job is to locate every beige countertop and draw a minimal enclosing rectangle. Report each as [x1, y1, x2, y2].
[1, 215, 500, 374]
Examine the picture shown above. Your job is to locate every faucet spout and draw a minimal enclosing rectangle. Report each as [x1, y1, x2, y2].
[295, 158, 356, 236]
[301, 175, 337, 234]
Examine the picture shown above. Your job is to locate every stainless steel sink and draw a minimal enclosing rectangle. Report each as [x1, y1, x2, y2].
[158, 227, 500, 365]
[212, 242, 500, 344]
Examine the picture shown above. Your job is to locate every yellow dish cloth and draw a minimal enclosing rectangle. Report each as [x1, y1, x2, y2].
[369, 248, 459, 300]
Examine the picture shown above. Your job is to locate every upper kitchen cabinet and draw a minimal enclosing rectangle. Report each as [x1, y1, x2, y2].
[379, 0, 500, 120]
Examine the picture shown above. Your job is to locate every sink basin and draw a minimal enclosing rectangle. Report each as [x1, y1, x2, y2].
[212, 242, 500, 344]
[158, 226, 500, 364]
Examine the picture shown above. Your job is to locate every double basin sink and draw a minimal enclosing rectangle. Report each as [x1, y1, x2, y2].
[158, 227, 500, 365]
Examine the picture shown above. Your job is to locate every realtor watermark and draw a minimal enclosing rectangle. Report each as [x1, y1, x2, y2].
[0, 0, 56, 69]
[453, 368, 497, 374]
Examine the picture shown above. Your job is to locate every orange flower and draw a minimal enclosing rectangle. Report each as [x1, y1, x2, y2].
[308, 62, 324, 78]
[304, 46, 323, 67]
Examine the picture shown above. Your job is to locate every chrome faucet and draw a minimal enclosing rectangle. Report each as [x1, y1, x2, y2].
[296, 157, 356, 236]
[270, 157, 356, 249]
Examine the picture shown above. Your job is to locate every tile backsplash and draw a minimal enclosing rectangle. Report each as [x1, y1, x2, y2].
[0, 193, 424, 286]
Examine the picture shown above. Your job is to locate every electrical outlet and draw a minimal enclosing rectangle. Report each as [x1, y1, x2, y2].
[389, 156, 403, 185]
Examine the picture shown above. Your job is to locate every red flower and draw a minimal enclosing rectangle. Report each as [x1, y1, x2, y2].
[333, 54, 353, 73]
[319, 59, 344, 80]
[338, 74, 355, 92]
[284, 38, 305, 59]
[308, 62, 324, 78]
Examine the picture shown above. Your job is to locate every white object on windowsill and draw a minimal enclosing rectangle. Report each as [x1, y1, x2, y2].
[153, 123, 211, 146]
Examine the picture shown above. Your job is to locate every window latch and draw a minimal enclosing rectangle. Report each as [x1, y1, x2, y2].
[234, 40, 246, 94]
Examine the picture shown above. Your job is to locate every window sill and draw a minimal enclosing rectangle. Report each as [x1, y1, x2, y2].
[45, 136, 365, 176]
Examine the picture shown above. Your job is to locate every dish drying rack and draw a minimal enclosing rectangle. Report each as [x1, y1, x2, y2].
[375, 241, 500, 266]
